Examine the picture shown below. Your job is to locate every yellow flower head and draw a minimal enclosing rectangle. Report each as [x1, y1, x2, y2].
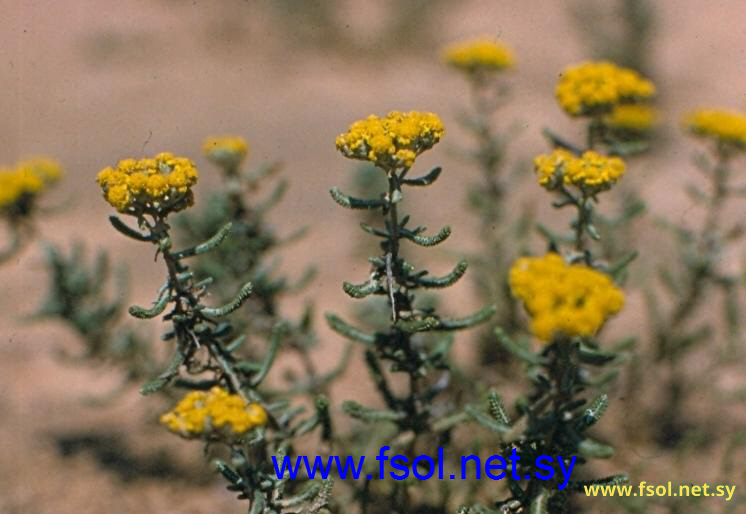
[160, 386, 268, 439]
[603, 103, 658, 132]
[0, 157, 63, 212]
[684, 108, 746, 149]
[17, 157, 64, 183]
[336, 111, 444, 170]
[509, 253, 624, 341]
[534, 149, 626, 192]
[203, 135, 249, 172]
[556, 61, 655, 116]
[443, 38, 514, 74]
[96, 152, 198, 214]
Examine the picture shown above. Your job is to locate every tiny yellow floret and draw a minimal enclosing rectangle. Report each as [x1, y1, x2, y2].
[336, 111, 444, 170]
[443, 38, 514, 73]
[556, 61, 655, 116]
[509, 253, 624, 341]
[533, 149, 626, 192]
[203, 135, 249, 171]
[684, 108, 746, 149]
[96, 152, 198, 214]
[160, 386, 268, 439]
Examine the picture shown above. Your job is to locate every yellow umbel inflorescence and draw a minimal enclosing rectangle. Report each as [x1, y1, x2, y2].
[443, 38, 514, 73]
[509, 253, 624, 342]
[96, 152, 198, 215]
[684, 108, 746, 149]
[556, 60, 655, 116]
[0, 157, 63, 211]
[203, 135, 249, 171]
[336, 111, 445, 170]
[160, 386, 268, 439]
[604, 103, 658, 132]
[534, 149, 626, 192]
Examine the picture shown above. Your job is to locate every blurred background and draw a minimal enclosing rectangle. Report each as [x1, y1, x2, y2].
[1, 0, 745, 512]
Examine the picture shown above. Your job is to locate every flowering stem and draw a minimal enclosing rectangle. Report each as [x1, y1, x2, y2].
[330, 111, 494, 511]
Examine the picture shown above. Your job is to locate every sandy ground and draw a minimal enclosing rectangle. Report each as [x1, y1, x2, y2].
[1, 1, 746, 512]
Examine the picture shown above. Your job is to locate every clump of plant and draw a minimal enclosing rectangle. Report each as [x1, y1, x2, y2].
[0, 157, 63, 262]
[642, 108, 746, 447]
[328, 110, 495, 512]
[462, 62, 651, 513]
[97, 151, 333, 512]
[35, 242, 157, 393]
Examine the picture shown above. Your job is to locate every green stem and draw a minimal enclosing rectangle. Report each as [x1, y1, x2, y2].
[587, 116, 603, 150]
[557, 186, 593, 263]
[704, 151, 729, 236]
[386, 171, 402, 321]
[575, 196, 591, 257]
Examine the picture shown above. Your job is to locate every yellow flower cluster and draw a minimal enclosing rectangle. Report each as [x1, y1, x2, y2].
[604, 104, 658, 132]
[509, 253, 624, 341]
[443, 38, 514, 73]
[96, 153, 198, 214]
[534, 149, 626, 192]
[684, 108, 746, 148]
[203, 135, 249, 171]
[556, 60, 655, 116]
[160, 386, 268, 438]
[0, 157, 63, 211]
[336, 111, 445, 169]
